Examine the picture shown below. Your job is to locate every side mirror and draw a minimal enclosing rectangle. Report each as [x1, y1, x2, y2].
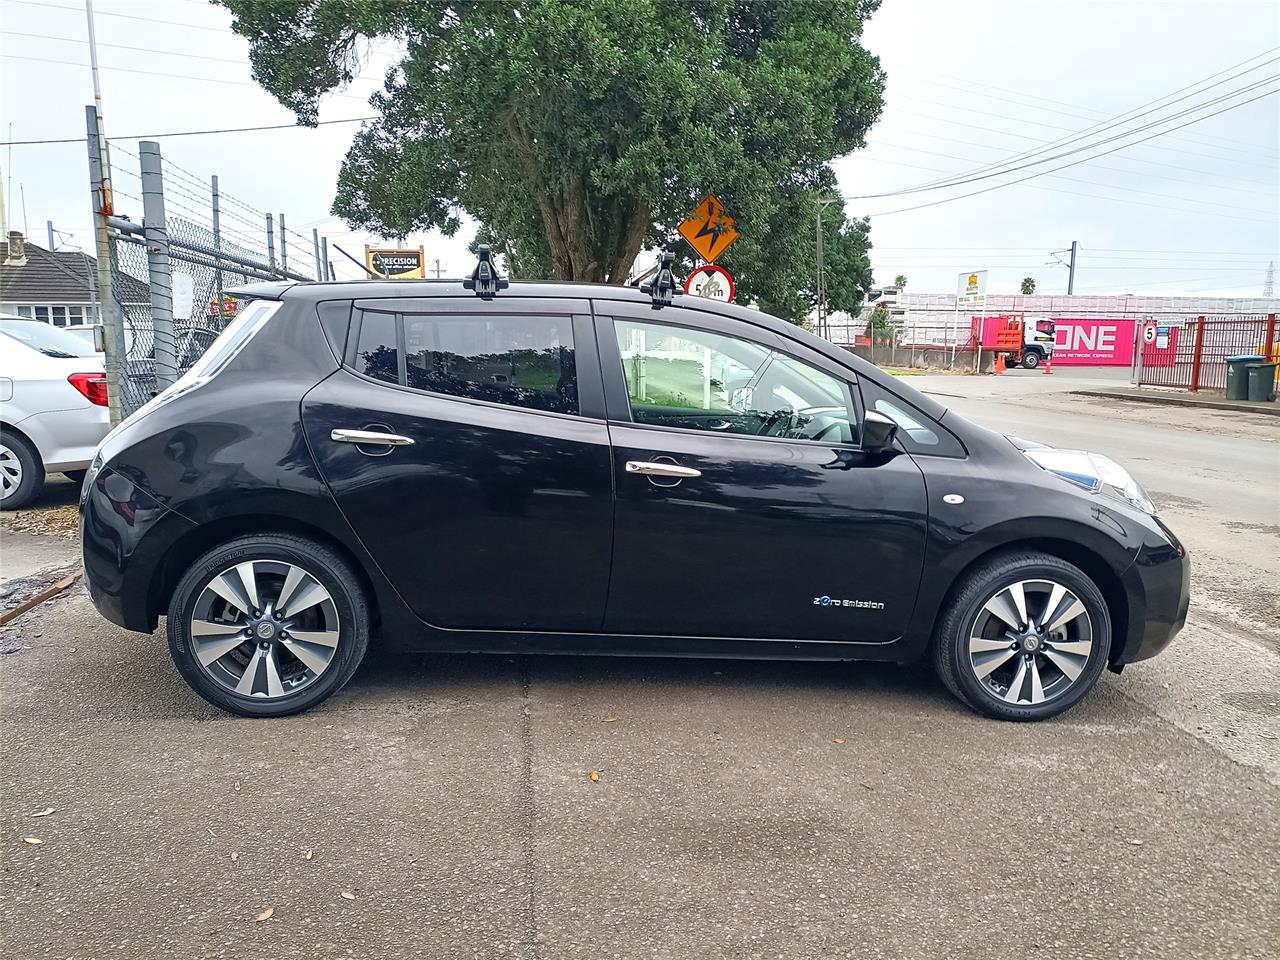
[862, 411, 899, 454]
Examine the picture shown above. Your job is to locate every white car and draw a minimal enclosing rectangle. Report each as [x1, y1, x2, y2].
[0, 315, 111, 509]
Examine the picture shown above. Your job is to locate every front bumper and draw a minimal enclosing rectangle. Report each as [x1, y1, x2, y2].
[1115, 539, 1191, 664]
[81, 466, 194, 633]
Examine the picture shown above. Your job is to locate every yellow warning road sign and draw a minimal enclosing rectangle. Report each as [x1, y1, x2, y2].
[677, 193, 739, 263]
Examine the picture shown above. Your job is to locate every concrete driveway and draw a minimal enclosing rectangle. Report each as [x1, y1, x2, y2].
[1, 384, 1277, 960]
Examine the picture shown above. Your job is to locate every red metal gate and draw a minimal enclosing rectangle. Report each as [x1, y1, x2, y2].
[1138, 314, 1276, 392]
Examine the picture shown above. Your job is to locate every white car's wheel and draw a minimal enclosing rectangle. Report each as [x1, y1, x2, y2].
[0, 432, 43, 510]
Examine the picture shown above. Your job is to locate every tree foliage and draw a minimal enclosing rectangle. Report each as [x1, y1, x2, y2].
[218, 0, 885, 322]
[1021, 276, 1037, 294]
[893, 274, 907, 288]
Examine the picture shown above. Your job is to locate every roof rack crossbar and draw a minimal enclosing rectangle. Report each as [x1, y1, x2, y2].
[463, 245, 509, 299]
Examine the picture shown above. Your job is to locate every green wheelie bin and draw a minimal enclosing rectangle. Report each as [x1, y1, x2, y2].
[1246, 362, 1278, 402]
[1225, 354, 1264, 400]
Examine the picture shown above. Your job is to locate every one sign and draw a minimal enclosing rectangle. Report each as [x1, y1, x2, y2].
[957, 270, 987, 305]
[171, 271, 195, 321]
[1050, 318, 1137, 366]
[684, 263, 735, 302]
[365, 246, 426, 279]
[677, 193, 740, 263]
[1143, 322, 1158, 344]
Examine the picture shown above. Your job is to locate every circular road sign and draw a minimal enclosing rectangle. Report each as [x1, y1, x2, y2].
[684, 263, 735, 303]
[1143, 322, 1158, 344]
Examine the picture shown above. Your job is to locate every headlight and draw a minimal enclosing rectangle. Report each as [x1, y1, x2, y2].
[1021, 448, 1157, 514]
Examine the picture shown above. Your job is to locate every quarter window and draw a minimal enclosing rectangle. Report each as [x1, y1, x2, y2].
[614, 319, 859, 444]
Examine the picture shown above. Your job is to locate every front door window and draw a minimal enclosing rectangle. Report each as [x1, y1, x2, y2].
[614, 319, 859, 444]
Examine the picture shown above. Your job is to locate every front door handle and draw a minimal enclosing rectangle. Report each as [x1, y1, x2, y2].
[625, 460, 701, 479]
[331, 428, 415, 446]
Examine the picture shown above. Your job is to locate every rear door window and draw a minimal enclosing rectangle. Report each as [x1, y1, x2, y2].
[348, 309, 578, 415]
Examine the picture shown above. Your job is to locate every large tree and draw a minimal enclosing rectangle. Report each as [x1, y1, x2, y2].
[220, 0, 885, 321]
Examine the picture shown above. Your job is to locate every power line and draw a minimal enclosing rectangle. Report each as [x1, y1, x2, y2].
[892, 65, 1279, 161]
[3, 0, 238, 34]
[852, 65, 1280, 200]
[0, 29, 254, 66]
[860, 87, 1280, 219]
[1, 53, 373, 102]
[0, 116, 377, 146]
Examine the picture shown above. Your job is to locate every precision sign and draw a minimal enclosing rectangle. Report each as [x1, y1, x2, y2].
[684, 263, 735, 302]
[365, 245, 426, 279]
[677, 193, 740, 263]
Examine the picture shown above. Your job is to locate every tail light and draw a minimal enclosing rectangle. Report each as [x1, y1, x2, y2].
[68, 372, 109, 406]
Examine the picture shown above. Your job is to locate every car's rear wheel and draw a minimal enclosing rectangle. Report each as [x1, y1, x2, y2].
[0, 431, 43, 510]
[933, 551, 1111, 721]
[167, 533, 370, 717]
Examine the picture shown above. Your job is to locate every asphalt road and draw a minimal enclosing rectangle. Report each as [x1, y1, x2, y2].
[1, 378, 1277, 959]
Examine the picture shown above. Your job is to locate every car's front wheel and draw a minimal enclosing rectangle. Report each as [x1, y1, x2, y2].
[167, 533, 370, 717]
[1021, 350, 1042, 369]
[932, 551, 1111, 721]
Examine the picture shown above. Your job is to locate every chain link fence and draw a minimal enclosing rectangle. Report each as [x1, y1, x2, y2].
[91, 124, 320, 418]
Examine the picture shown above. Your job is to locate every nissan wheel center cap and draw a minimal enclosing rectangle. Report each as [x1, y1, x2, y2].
[684, 263, 735, 303]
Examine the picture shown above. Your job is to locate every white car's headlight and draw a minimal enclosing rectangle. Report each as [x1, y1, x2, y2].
[1021, 447, 1157, 515]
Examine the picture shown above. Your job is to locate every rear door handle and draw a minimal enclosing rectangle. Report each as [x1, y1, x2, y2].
[331, 428, 415, 446]
[625, 460, 701, 479]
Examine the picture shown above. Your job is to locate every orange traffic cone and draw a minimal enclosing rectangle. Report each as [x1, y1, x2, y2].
[1043, 356, 1053, 375]
[993, 353, 1005, 375]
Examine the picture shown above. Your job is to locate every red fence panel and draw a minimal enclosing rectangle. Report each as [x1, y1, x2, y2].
[1138, 315, 1275, 392]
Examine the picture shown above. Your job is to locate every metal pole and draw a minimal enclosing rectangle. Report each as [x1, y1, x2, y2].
[266, 214, 276, 272]
[85, 106, 125, 425]
[47, 219, 55, 250]
[313, 228, 322, 281]
[139, 140, 177, 391]
[278, 213, 288, 276]
[320, 236, 330, 280]
[1067, 240, 1078, 295]
[211, 175, 223, 319]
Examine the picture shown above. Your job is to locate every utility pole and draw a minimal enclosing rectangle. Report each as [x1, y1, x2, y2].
[320, 236, 331, 280]
[47, 220, 55, 250]
[139, 140, 177, 391]
[814, 195, 840, 339]
[312, 228, 322, 281]
[1067, 239, 1078, 295]
[85, 105, 125, 425]
[265, 213, 276, 272]
[211, 175, 223, 315]
[278, 213, 288, 275]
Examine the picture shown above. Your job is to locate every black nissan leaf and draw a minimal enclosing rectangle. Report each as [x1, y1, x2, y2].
[80, 262, 1190, 720]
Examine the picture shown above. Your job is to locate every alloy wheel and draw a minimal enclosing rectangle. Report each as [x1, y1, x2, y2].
[0, 443, 23, 501]
[968, 578, 1094, 706]
[189, 559, 341, 699]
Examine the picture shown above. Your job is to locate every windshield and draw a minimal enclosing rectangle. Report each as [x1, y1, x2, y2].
[0, 318, 100, 358]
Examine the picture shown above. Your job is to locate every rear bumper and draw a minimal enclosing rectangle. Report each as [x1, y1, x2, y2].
[81, 467, 194, 633]
[1115, 540, 1191, 664]
[14, 405, 110, 472]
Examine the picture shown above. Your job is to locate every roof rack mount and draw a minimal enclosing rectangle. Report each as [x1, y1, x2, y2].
[640, 250, 681, 309]
[463, 245, 509, 299]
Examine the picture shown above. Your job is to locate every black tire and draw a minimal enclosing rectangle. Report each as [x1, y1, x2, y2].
[932, 551, 1111, 721]
[167, 533, 370, 717]
[0, 430, 44, 511]
[64, 470, 88, 487]
[1021, 350, 1042, 369]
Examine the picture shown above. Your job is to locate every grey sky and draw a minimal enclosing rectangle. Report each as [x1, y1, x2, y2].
[1, 0, 1277, 295]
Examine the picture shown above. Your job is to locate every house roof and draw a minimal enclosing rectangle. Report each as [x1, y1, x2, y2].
[0, 238, 148, 305]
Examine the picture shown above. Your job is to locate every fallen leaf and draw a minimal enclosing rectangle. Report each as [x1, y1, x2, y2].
[22, 837, 43, 845]
[255, 907, 274, 922]
[589, 771, 600, 782]
[31, 807, 55, 818]
[230, 852, 239, 862]
[304, 850, 314, 861]
[832, 738, 846, 745]
[602, 717, 618, 723]
[340, 891, 356, 901]
[1127, 839, 1144, 846]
